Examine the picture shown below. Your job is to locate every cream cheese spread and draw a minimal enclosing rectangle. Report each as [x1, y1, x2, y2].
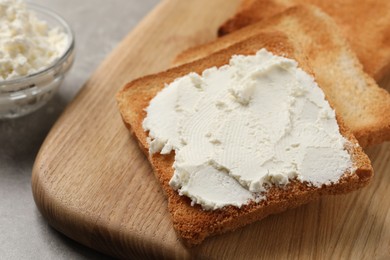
[0, 0, 69, 80]
[143, 49, 354, 210]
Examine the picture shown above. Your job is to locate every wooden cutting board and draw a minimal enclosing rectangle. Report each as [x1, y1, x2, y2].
[32, 0, 390, 258]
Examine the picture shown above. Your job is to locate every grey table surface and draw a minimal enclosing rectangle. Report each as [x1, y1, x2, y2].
[0, 0, 159, 259]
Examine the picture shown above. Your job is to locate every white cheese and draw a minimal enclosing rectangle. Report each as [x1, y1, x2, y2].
[143, 49, 354, 210]
[0, 0, 69, 80]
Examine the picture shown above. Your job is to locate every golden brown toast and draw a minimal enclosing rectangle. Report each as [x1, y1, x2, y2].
[117, 31, 373, 245]
[218, 0, 390, 82]
[174, 5, 390, 147]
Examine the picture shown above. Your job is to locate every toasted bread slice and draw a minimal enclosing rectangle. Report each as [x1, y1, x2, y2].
[117, 32, 373, 245]
[174, 5, 390, 147]
[218, 0, 390, 82]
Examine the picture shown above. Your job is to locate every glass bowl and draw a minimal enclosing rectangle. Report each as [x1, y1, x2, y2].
[0, 3, 75, 119]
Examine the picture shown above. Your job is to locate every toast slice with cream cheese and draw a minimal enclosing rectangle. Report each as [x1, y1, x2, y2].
[117, 7, 373, 244]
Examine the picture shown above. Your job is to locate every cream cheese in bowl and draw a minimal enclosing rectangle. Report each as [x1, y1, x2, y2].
[0, 0, 75, 118]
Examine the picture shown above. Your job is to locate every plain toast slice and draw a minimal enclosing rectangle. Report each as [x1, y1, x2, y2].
[219, 0, 390, 82]
[117, 32, 373, 245]
[174, 5, 390, 147]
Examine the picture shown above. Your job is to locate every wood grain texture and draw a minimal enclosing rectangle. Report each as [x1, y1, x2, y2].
[32, 0, 390, 259]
